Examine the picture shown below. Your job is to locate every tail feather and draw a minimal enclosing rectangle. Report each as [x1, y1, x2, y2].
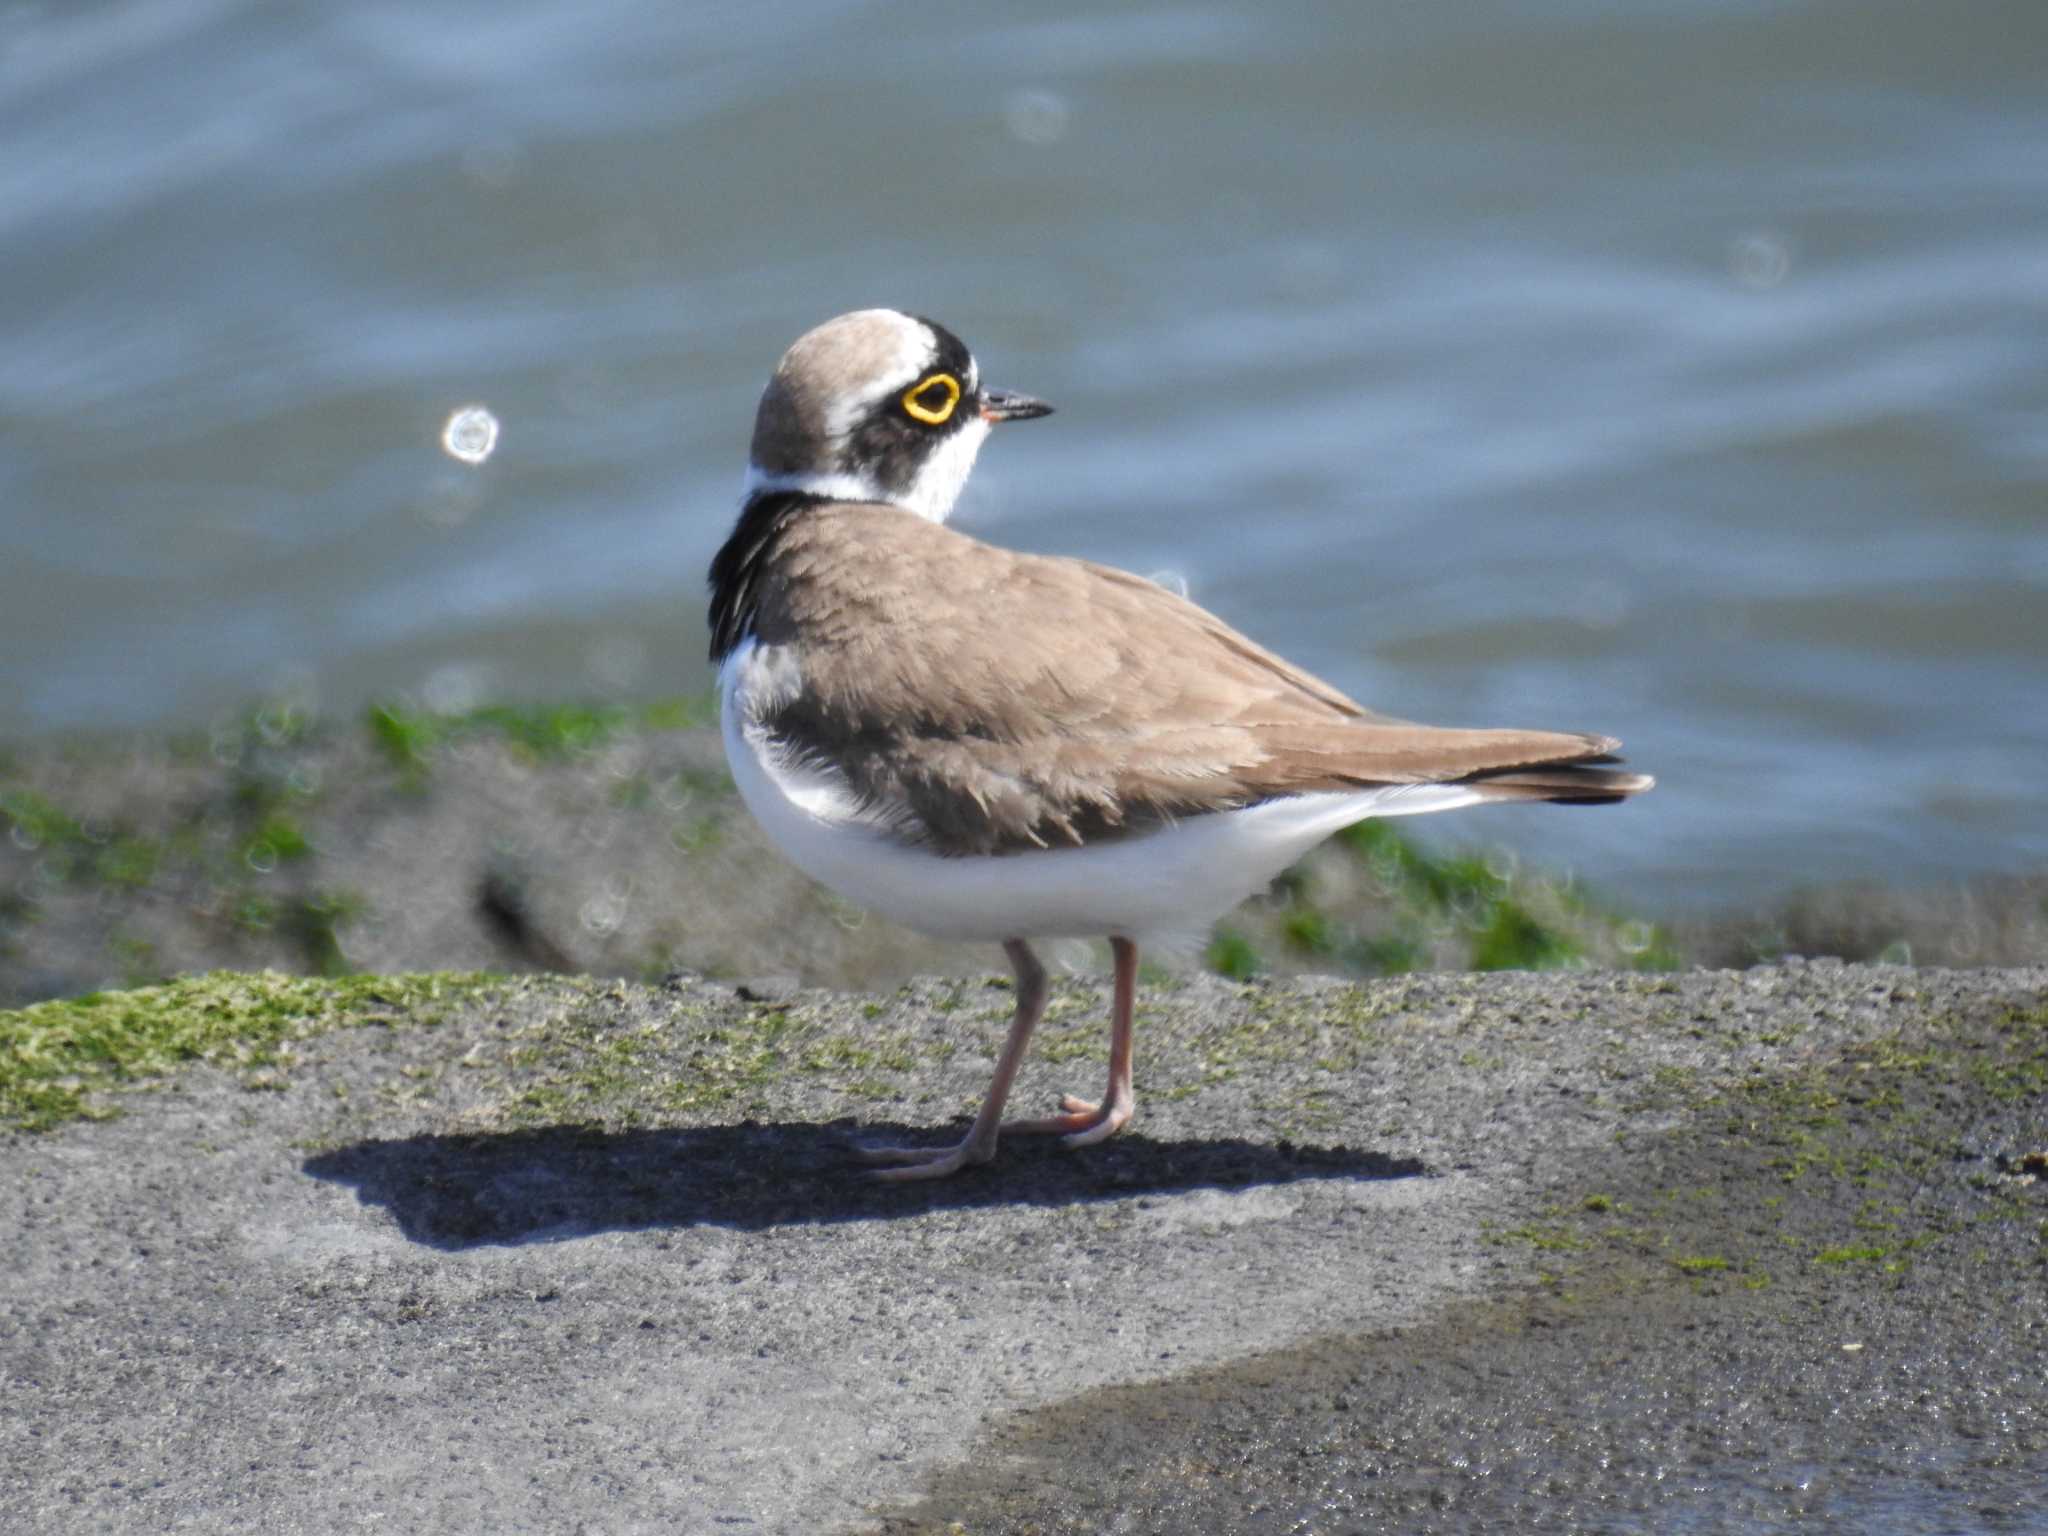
[1465, 764, 1656, 806]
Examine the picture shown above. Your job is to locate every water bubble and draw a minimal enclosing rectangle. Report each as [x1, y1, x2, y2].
[209, 713, 247, 765]
[253, 703, 303, 748]
[422, 662, 491, 715]
[265, 666, 321, 722]
[1050, 939, 1094, 976]
[1617, 920, 1654, 957]
[441, 405, 500, 465]
[580, 879, 631, 935]
[1146, 568, 1190, 600]
[1004, 90, 1070, 146]
[1728, 230, 1793, 290]
[245, 843, 278, 874]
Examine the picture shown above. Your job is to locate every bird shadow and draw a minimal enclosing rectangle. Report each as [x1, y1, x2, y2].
[302, 1119, 1427, 1250]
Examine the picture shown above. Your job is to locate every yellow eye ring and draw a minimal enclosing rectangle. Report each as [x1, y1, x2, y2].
[901, 372, 961, 425]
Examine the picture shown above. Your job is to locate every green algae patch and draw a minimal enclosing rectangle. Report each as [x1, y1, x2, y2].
[1814, 1244, 1889, 1266]
[366, 693, 719, 781]
[467, 980, 943, 1133]
[1, 970, 496, 1131]
[1500, 993, 2048, 1301]
[1204, 926, 1264, 981]
[1220, 818, 1681, 980]
[1, 786, 166, 893]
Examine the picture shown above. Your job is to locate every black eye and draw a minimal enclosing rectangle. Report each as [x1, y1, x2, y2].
[901, 373, 961, 425]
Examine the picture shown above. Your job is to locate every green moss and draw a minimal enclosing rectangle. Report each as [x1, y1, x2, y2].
[239, 700, 317, 750]
[607, 776, 654, 810]
[1340, 820, 1493, 910]
[638, 696, 719, 732]
[0, 788, 163, 891]
[1494, 1004, 2047, 1300]
[366, 694, 720, 780]
[1470, 899, 1578, 971]
[1035, 1020, 1108, 1065]
[1240, 818, 1641, 980]
[1206, 928, 1264, 981]
[460, 702, 640, 757]
[1973, 1005, 2048, 1100]
[1281, 906, 1336, 957]
[1496, 1223, 1587, 1254]
[1813, 1244, 1889, 1266]
[0, 786, 85, 851]
[106, 932, 163, 988]
[232, 894, 280, 935]
[1352, 934, 1423, 974]
[366, 702, 444, 781]
[244, 813, 312, 866]
[1617, 921, 1685, 971]
[283, 890, 370, 976]
[94, 835, 162, 888]
[0, 971, 496, 1131]
[1143, 984, 1396, 1101]
[479, 988, 949, 1130]
[668, 815, 723, 853]
[800, 1035, 916, 1076]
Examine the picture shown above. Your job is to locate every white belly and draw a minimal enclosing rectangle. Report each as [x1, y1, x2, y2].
[717, 637, 1484, 943]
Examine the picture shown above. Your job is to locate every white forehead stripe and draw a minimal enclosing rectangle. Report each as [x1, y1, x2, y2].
[809, 310, 938, 442]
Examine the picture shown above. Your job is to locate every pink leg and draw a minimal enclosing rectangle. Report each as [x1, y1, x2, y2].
[1003, 936, 1138, 1147]
[852, 938, 1048, 1180]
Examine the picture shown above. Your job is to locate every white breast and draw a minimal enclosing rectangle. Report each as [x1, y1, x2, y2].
[718, 636, 1485, 944]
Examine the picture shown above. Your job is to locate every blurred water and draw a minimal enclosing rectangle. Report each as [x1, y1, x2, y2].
[3, 0, 2045, 912]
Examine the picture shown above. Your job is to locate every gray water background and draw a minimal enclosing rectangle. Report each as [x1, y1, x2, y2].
[4, 0, 2046, 913]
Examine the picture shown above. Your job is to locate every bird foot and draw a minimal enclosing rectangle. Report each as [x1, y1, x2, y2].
[1003, 1092, 1134, 1148]
[849, 1133, 996, 1182]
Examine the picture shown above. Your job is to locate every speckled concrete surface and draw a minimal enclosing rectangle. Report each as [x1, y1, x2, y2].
[4, 964, 2043, 1533]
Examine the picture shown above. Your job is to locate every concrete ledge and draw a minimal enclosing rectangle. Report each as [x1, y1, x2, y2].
[4, 964, 2043, 1531]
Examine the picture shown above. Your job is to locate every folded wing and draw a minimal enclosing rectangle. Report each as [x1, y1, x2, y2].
[756, 505, 1652, 855]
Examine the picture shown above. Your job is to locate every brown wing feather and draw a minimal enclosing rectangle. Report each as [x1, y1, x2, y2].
[752, 504, 1643, 855]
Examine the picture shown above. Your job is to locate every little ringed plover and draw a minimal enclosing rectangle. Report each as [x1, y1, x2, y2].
[710, 309, 1652, 1180]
